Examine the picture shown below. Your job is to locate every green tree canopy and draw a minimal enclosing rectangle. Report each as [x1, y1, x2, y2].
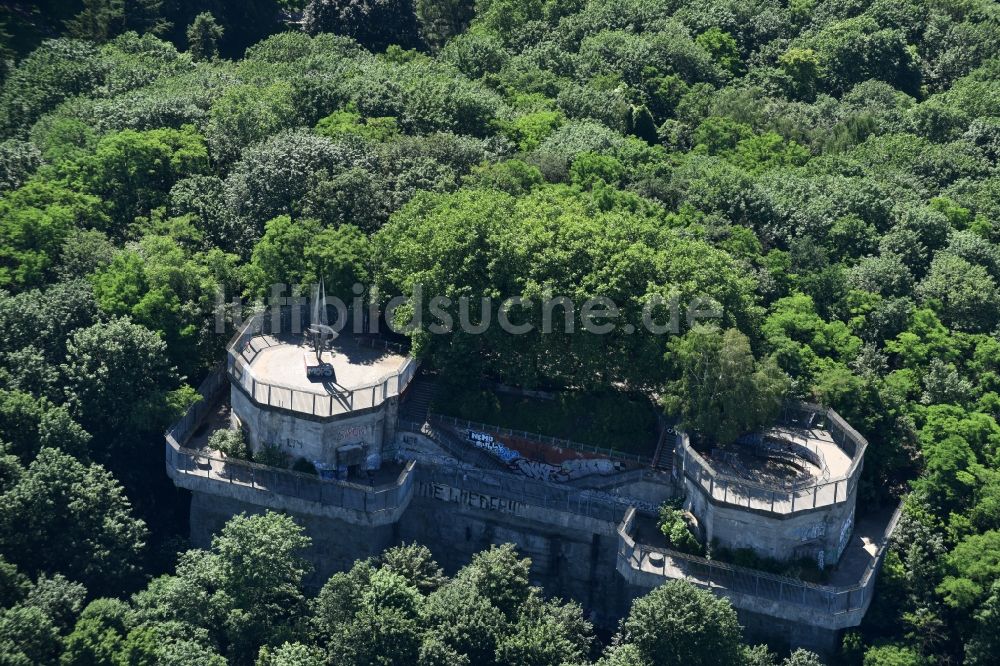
[0, 448, 147, 597]
[612, 581, 744, 666]
[663, 325, 789, 445]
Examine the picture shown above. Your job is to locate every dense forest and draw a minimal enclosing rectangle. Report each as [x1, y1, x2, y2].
[1, 0, 1000, 663]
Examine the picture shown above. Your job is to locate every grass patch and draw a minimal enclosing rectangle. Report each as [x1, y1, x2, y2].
[431, 384, 659, 456]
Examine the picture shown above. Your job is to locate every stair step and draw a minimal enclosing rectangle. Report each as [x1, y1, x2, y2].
[400, 375, 439, 421]
[650, 426, 676, 472]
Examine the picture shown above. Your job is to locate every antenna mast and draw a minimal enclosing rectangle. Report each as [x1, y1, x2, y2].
[307, 279, 337, 371]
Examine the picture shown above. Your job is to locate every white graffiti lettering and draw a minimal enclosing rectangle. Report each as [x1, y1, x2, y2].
[468, 430, 495, 445]
[466, 431, 520, 463]
[418, 481, 522, 515]
[512, 458, 568, 482]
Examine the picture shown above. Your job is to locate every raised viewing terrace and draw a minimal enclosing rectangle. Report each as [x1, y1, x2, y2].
[677, 404, 866, 515]
[228, 311, 417, 418]
[165, 368, 417, 525]
[165, 328, 899, 656]
[616, 504, 902, 630]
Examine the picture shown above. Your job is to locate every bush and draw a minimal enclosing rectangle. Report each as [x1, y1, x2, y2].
[669, 521, 701, 555]
[712, 546, 826, 583]
[208, 429, 248, 460]
[659, 502, 702, 555]
[254, 444, 287, 468]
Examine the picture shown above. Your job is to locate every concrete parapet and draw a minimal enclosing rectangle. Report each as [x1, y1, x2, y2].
[684, 475, 859, 564]
[166, 443, 415, 526]
[165, 367, 415, 527]
[615, 506, 901, 631]
[677, 404, 867, 563]
[676, 404, 866, 518]
[416, 464, 621, 537]
[227, 311, 417, 421]
[230, 385, 394, 464]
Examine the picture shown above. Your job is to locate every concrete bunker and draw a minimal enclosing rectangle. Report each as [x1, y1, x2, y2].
[164, 307, 898, 659]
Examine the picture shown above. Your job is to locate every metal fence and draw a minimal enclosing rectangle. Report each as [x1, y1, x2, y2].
[165, 366, 416, 517]
[226, 311, 418, 419]
[429, 413, 652, 465]
[398, 420, 651, 521]
[677, 403, 867, 515]
[356, 336, 408, 355]
[165, 364, 229, 450]
[230, 357, 418, 418]
[617, 504, 902, 615]
[418, 464, 635, 524]
[400, 420, 663, 517]
[167, 372, 642, 524]
[167, 444, 416, 516]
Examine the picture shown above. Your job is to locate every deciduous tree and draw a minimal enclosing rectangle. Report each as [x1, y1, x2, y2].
[663, 325, 789, 445]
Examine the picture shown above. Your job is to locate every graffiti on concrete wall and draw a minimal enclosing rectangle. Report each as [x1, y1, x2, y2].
[836, 508, 854, 559]
[468, 430, 495, 446]
[794, 522, 827, 542]
[466, 430, 620, 482]
[258, 437, 305, 454]
[419, 481, 522, 515]
[467, 430, 520, 463]
[334, 423, 373, 442]
[512, 458, 569, 482]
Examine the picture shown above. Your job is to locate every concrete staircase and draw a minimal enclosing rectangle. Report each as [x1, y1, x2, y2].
[650, 425, 675, 473]
[400, 374, 437, 423]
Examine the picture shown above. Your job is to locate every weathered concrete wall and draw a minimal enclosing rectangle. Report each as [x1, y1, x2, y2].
[737, 608, 841, 657]
[398, 494, 631, 625]
[185, 470, 852, 658]
[231, 386, 391, 465]
[616, 577, 842, 658]
[169, 457, 413, 526]
[175, 389, 870, 661]
[187, 482, 633, 624]
[189, 492, 397, 586]
[685, 477, 857, 566]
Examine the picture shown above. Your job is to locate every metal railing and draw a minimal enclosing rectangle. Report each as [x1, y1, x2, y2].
[356, 335, 408, 355]
[398, 420, 660, 492]
[428, 413, 652, 465]
[166, 370, 648, 525]
[398, 419, 659, 521]
[165, 366, 415, 516]
[617, 503, 902, 616]
[230, 357, 418, 417]
[418, 463, 639, 524]
[167, 444, 416, 516]
[165, 364, 229, 449]
[677, 403, 867, 515]
[227, 311, 418, 419]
